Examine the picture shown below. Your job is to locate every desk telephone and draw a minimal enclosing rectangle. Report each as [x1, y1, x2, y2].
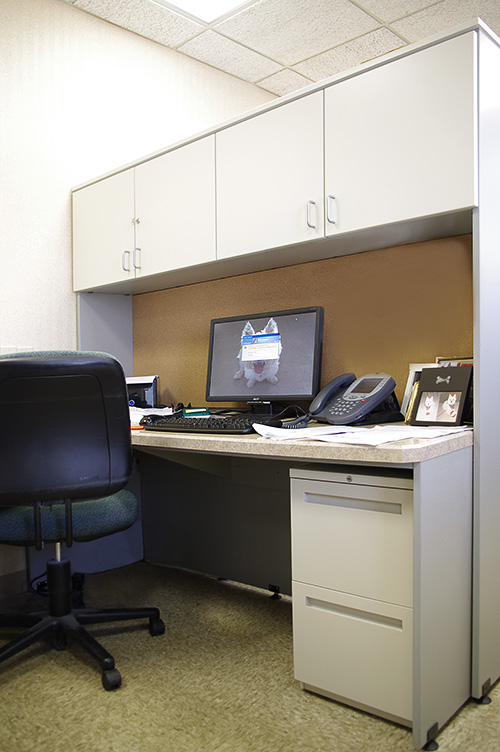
[309, 372, 403, 426]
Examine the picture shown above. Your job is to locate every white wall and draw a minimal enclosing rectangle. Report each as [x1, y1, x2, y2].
[0, 0, 274, 584]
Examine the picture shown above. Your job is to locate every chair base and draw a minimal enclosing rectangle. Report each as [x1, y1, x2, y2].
[0, 557, 165, 690]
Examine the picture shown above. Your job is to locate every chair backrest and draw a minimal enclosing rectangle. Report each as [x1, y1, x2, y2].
[0, 351, 132, 506]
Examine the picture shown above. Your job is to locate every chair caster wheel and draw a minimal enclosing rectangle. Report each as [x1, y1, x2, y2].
[54, 630, 67, 651]
[149, 618, 165, 636]
[102, 668, 122, 691]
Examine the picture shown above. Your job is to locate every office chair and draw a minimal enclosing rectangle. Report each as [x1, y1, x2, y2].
[0, 351, 165, 690]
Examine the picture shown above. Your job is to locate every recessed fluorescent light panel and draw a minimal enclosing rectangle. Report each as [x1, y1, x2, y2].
[151, 0, 252, 23]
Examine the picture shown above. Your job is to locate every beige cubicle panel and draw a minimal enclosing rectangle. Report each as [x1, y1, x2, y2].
[132, 233, 472, 409]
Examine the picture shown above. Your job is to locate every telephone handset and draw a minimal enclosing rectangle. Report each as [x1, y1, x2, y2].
[309, 373, 356, 415]
[309, 372, 403, 426]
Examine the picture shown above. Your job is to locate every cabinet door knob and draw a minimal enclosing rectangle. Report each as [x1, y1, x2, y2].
[327, 195, 336, 224]
[133, 248, 141, 270]
[307, 200, 316, 229]
[122, 250, 131, 272]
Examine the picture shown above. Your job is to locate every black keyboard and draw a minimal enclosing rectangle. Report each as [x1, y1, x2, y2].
[142, 414, 274, 435]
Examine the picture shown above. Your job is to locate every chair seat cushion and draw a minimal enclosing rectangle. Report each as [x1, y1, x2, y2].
[0, 489, 139, 545]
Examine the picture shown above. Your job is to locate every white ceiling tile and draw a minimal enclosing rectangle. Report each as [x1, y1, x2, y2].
[257, 68, 314, 95]
[178, 29, 282, 80]
[63, 0, 500, 96]
[294, 27, 406, 80]
[73, 0, 204, 47]
[391, 0, 500, 42]
[214, 0, 381, 65]
[353, 0, 443, 23]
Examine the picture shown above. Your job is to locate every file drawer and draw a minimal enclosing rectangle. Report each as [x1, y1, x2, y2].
[292, 581, 412, 724]
[291, 474, 413, 606]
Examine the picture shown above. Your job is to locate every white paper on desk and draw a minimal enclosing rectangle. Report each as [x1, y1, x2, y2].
[316, 425, 471, 447]
[252, 423, 359, 440]
[129, 406, 173, 426]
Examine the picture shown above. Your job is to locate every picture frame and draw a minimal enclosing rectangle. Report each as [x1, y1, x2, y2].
[401, 363, 437, 416]
[435, 356, 473, 367]
[410, 365, 473, 426]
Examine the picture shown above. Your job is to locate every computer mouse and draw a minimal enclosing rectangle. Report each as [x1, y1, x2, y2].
[139, 415, 164, 425]
[261, 417, 282, 428]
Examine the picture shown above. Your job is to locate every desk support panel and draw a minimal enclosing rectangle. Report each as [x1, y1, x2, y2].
[137, 451, 292, 594]
[412, 447, 472, 748]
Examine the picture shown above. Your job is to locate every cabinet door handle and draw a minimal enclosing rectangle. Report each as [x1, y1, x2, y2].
[327, 194, 336, 224]
[133, 247, 141, 270]
[122, 250, 131, 272]
[307, 200, 316, 229]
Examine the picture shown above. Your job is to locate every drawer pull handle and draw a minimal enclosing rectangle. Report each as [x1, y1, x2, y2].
[306, 200, 316, 229]
[122, 250, 131, 272]
[304, 492, 402, 515]
[305, 596, 403, 630]
[326, 194, 336, 224]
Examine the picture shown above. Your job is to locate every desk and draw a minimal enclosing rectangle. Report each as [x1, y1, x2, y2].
[132, 428, 473, 749]
[132, 425, 472, 463]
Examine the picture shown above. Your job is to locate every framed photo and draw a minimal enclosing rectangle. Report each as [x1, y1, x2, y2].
[401, 363, 436, 416]
[410, 366, 473, 426]
[435, 357, 473, 367]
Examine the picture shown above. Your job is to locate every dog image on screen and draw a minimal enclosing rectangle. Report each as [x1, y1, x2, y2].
[234, 318, 282, 388]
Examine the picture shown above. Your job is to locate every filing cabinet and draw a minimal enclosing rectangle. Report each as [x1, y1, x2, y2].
[290, 466, 414, 724]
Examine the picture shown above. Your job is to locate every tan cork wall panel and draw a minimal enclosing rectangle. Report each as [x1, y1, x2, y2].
[132, 234, 472, 408]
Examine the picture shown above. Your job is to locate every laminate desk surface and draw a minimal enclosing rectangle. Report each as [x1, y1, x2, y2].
[132, 425, 473, 466]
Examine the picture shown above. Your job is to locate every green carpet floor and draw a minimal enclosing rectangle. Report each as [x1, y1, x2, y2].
[0, 562, 499, 752]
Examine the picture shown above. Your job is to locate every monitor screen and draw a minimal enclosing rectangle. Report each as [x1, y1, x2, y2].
[206, 307, 323, 404]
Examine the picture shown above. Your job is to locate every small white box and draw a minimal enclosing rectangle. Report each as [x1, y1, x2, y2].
[126, 375, 159, 408]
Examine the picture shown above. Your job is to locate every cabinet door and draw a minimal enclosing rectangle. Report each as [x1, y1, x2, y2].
[73, 169, 135, 291]
[216, 91, 324, 259]
[134, 135, 216, 277]
[324, 32, 477, 235]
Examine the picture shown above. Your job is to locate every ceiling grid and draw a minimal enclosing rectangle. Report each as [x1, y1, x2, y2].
[60, 0, 500, 95]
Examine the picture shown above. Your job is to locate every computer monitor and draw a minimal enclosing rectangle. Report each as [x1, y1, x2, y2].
[205, 307, 323, 412]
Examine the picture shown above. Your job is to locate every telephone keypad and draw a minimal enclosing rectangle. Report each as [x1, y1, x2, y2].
[328, 400, 357, 416]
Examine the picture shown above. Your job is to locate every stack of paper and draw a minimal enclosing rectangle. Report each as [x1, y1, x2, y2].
[129, 406, 173, 427]
[252, 422, 471, 447]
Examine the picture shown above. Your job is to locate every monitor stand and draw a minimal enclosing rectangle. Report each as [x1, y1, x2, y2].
[246, 399, 275, 415]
